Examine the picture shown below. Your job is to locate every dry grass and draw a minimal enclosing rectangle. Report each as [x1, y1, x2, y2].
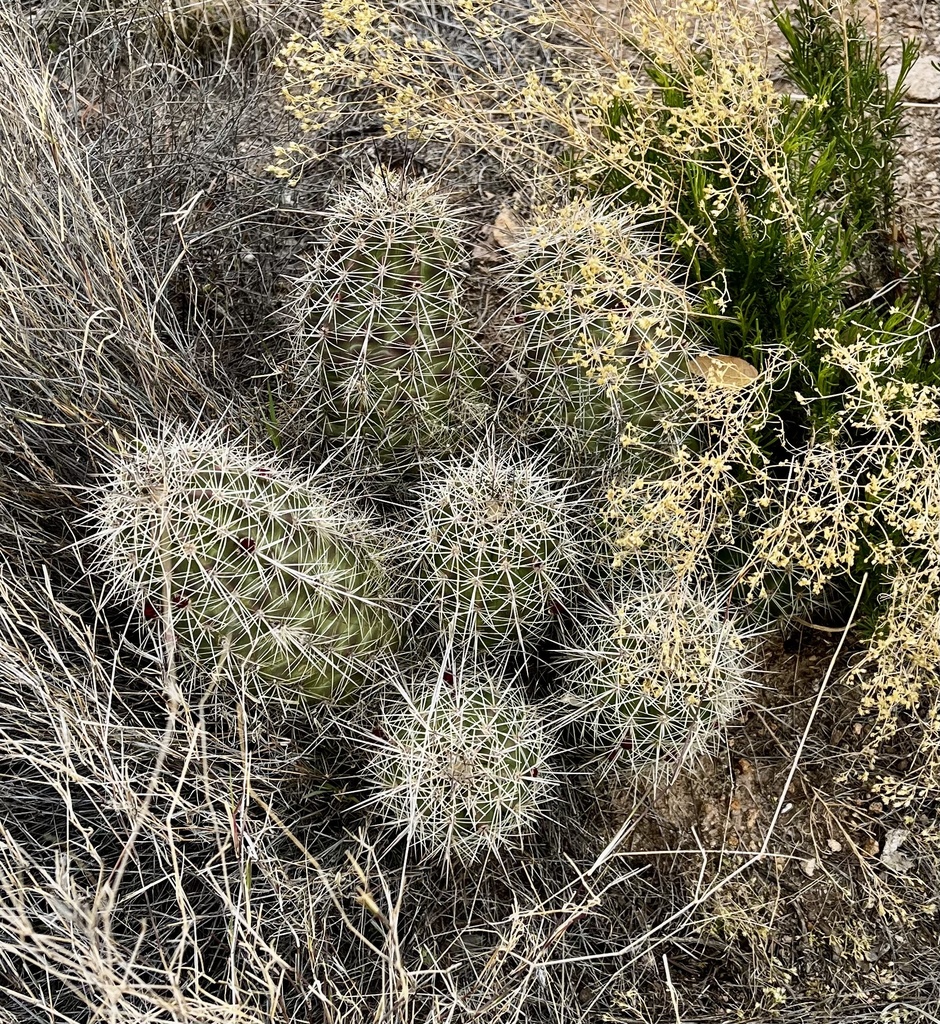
[0, 10, 236, 497]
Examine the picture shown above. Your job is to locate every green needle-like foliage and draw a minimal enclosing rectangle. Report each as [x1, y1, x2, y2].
[776, 0, 918, 291]
[91, 426, 399, 701]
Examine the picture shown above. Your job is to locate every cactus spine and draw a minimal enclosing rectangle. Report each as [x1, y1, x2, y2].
[290, 167, 486, 470]
[363, 663, 556, 863]
[501, 200, 697, 465]
[91, 427, 398, 701]
[559, 576, 756, 775]
[410, 450, 582, 658]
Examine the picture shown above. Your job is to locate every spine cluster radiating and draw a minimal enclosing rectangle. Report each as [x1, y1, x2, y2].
[500, 199, 697, 466]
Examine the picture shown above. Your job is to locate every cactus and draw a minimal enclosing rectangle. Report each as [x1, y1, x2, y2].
[362, 662, 556, 863]
[290, 167, 487, 471]
[558, 574, 756, 776]
[410, 449, 584, 659]
[90, 426, 398, 701]
[499, 200, 698, 466]
[714, 543, 839, 631]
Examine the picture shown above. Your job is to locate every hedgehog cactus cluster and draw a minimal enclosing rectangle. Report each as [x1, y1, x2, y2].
[364, 663, 556, 863]
[86, 167, 762, 862]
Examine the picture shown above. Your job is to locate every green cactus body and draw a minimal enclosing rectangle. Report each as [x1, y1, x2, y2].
[412, 453, 581, 657]
[560, 578, 755, 774]
[501, 200, 696, 465]
[365, 665, 555, 863]
[94, 431, 398, 701]
[713, 543, 836, 630]
[292, 168, 486, 469]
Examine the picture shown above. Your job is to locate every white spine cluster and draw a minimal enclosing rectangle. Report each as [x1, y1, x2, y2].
[499, 198, 698, 466]
[411, 449, 583, 658]
[362, 663, 557, 864]
[559, 574, 758, 777]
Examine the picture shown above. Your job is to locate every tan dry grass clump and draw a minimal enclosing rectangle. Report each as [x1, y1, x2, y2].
[0, 11, 228, 494]
[0, 509, 341, 1021]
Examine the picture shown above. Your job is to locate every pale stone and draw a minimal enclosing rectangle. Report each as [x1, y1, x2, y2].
[887, 56, 940, 103]
[880, 829, 914, 873]
[491, 206, 525, 249]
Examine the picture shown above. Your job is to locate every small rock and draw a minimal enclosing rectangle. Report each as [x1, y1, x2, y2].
[800, 857, 817, 878]
[881, 829, 915, 873]
[687, 353, 760, 388]
[491, 207, 525, 249]
[826, 838, 843, 853]
[888, 56, 940, 103]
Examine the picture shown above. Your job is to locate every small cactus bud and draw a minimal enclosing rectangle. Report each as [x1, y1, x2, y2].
[410, 449, 585, 658]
